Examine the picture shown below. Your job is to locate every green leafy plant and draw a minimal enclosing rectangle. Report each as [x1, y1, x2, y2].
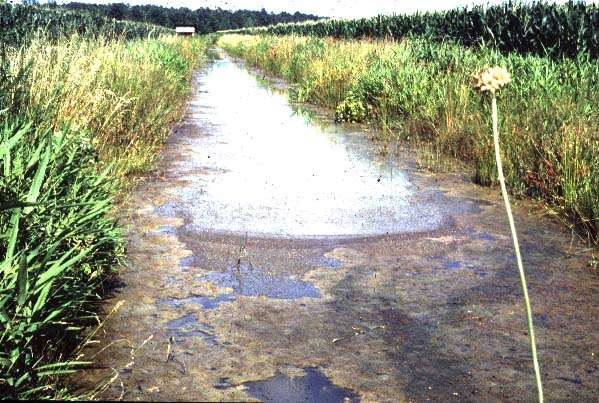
[335, 90, 368, 123]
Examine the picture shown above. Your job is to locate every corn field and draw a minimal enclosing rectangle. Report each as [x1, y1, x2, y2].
[0, 3, 172, 47]
[231, 1, 599, 59]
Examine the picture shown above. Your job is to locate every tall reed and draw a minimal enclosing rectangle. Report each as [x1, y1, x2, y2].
[1, 33, 212, 398]
[0, 119, 123, 399]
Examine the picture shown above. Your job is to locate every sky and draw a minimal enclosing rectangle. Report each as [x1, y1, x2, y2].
[49, 0, 596, 19]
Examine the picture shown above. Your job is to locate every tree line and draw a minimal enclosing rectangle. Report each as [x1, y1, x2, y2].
[56, 2, 321, 34]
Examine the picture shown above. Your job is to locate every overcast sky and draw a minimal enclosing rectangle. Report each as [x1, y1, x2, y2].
[50, 0, 595, 18]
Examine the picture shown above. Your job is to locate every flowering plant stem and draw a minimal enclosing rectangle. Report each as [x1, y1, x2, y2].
[491, 95, 544, 403]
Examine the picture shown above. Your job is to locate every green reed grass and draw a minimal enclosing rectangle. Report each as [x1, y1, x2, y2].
[0, 119, 123, 399]
[9, 34, 211, 176]
[219, 34, 599, 242]
[1, 31, 213, 398]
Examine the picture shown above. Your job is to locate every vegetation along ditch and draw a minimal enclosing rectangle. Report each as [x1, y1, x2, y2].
[0, 3, 214, 398]
[218, 31, 599, 245]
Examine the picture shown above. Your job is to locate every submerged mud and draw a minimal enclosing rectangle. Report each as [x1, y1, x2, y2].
[243, 367, 360, 402]
[76, 56, 599, 402]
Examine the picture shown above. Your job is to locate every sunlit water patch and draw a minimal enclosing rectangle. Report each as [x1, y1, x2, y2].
[169, 58, 456, 238]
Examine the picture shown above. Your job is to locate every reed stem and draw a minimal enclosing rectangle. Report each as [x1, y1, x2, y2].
[491, 95, 544, 403]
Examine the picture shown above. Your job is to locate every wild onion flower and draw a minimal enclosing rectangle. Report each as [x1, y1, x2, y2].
[473, 66, 544, 403]
[473, 66, 511, 94]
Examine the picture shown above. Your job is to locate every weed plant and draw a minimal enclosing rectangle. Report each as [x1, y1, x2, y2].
[474, 66, 544, 402]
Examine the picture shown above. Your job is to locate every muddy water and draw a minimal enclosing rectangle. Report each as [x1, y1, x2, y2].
[168, 58, 460, 237]
[78, 56, 599, 402]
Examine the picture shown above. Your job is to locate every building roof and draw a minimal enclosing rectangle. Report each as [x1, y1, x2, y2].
[175, 26, 196, 33]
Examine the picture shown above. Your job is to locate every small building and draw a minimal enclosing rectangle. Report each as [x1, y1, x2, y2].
[175, 26, 196, 36]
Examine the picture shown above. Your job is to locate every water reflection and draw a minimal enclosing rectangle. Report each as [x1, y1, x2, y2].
[174, 58, 447, 237]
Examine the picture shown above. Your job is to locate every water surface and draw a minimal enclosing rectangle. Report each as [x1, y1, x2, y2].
[166, 59, 451, 238]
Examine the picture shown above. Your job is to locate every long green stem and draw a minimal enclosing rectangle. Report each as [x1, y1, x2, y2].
[491, 95, 544, 402]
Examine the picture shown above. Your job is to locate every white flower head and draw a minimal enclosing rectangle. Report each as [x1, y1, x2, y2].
[473, 66, 511, 93]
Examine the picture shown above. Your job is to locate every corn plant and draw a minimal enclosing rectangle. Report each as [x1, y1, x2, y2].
[229, 1, 599, 60]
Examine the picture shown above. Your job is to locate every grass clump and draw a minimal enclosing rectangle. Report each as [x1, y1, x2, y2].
[10, 35, 211, 175]
[219, 34, 599, 242]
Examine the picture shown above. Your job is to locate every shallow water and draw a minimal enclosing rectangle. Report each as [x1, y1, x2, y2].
[159, 58, 462, 238]
[243, 368, 360, 403]
[76, 56, 599, 402]
[167, 314, 219, 345]
[158, 293, 236, 310]
[199, 264, 322, 299]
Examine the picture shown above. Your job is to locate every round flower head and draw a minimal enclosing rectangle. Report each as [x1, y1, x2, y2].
[473, 66, 511, 93]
